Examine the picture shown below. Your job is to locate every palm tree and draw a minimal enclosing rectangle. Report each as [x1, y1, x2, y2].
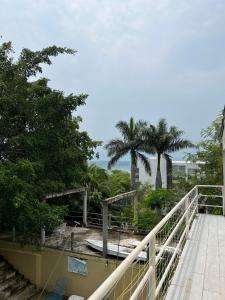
[105, 117, 152, 189]
[144, 119, 193, 189]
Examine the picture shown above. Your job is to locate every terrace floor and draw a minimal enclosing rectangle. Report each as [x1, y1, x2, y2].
[166, 214, 225, 300]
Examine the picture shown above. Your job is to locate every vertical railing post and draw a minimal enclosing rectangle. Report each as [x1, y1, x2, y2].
[148, 234, 156, 300]
[83, 188, 88, 227]
[185, 196, 190, 239]
[41, 227, 45, 246]
[103, 202, 108, 258]
[196, 186, 199, 214]
[12, 227, 16, 242]
[222, 186, 225, 217]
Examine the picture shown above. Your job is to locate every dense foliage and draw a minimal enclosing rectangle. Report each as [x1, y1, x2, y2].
[0, 42, 99, 240]
[175, 114, 224, 195]
[86, 164, 130, 212]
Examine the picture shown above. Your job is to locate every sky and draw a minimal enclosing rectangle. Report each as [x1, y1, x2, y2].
[0, 0, 225, 160]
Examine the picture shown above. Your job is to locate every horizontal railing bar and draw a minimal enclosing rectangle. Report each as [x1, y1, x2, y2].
[198, 204, 223, 208]
[197, 185, 223, 188]
[200, 195, 223, 198]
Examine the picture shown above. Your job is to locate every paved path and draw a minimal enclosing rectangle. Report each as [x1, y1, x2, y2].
[166, 214, 225, 300]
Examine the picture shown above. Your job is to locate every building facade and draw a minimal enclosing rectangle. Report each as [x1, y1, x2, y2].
[138, 157, 202, 188]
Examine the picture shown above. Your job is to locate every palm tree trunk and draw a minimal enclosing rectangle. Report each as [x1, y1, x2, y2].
[155, 152, 162, 189]
[131, 162, 137, 190]
[166, 156, 173, 189]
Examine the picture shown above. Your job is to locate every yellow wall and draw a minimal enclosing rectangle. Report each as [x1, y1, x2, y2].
[0, 240, 119, 298]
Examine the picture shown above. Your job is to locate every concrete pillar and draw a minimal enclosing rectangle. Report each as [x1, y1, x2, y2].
[83, 188, 88, 226]
[102, 202, 108, 258]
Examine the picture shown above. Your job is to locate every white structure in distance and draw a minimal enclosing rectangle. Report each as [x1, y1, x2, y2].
[137, 157, 203, 189]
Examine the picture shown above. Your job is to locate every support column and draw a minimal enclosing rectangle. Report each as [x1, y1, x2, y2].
[148, 234, 156, 300]
[103, 202, 108, 258]
[83, 188, 88, 226]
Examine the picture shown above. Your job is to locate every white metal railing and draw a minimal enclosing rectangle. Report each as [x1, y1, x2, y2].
[87, 185, 224, 300]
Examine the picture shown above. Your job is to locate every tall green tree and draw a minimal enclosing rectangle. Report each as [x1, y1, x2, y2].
[144, 119, 193, 189]
[105, 117, 152, 189]
[0, 41, 99, 239]
[186, 114, 223, 185]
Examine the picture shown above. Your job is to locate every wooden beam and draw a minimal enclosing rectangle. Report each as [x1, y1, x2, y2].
[44, 187, 86, 200]
[103, 190, 136, 204]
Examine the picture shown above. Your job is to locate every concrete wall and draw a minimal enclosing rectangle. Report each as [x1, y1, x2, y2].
[0, 240, 122, 299]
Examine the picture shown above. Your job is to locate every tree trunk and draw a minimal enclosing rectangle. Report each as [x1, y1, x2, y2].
[155, 153, 162, 189]
[131, 162, 137, 190]
[166, 156, 173, 189]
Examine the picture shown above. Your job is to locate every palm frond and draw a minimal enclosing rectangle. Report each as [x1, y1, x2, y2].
[107, 148, 129, 169]
[116, 120, 131, 141]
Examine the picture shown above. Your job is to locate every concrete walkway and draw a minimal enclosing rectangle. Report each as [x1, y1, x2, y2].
[166, 214, 225, 300]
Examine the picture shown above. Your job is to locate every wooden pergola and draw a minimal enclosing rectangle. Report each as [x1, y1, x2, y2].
[44, 187, 88, 226]
[102, 190, 137, 258]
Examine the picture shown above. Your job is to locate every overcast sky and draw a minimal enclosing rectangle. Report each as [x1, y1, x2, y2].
[1, 0, 225, 160]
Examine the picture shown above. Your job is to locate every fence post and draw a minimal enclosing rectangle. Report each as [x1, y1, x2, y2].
[41, 227, 45, 246]
[83, 188, 88, 227]
[185, 196, 190, 240]
[12, 227, 15, 242]
[133, 192, 138, 227]
[103, 202, 108, 258]
[148, 234, 156, 300]
[108, 213, 112, 229]
[71, 232, 74, 252]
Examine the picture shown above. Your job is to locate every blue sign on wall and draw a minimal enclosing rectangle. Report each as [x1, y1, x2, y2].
[68, 257, 87, 276]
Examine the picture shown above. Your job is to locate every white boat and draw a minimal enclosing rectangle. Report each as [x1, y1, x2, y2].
[86, 239, 147, 261]
[128, 240, 177, 254]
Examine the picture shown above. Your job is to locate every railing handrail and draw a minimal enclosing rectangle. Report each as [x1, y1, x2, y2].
[88, 185, 198, 300]
[87, 184, 224, 300]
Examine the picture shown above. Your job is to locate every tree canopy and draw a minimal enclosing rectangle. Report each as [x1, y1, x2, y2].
[0, 41, 99, 240]
[185, 114, 223, 186]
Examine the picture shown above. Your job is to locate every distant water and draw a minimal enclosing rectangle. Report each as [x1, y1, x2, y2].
[89, 160, 130, 173]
